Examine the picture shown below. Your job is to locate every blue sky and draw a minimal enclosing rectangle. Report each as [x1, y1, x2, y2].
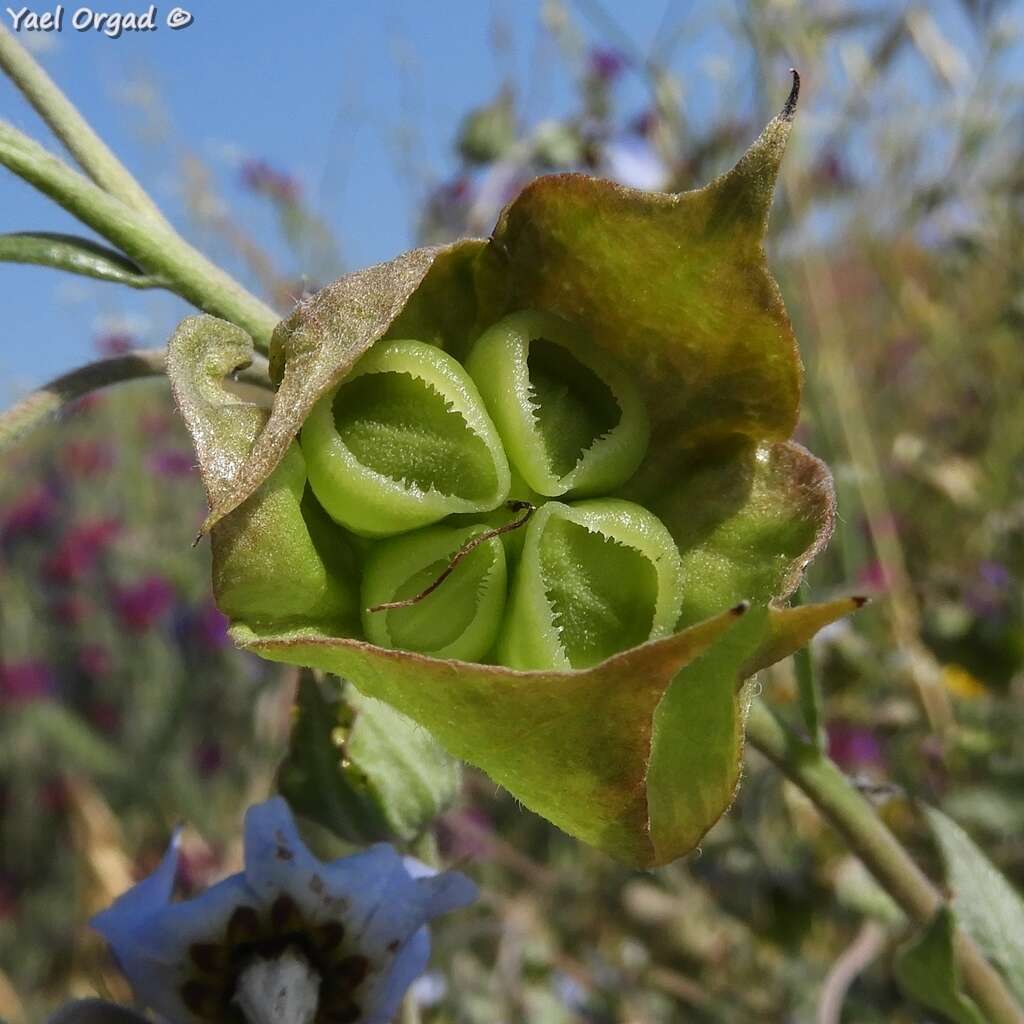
[1, 0, 703, 396]
[0, 1, 1007, 398]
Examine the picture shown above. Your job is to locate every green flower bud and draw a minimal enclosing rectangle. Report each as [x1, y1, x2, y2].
[361, 522, 507, 662]
[499, 499, 682, 670]
[456, 87, 517, 165]
[300, 338, 511, 537]
[465, 310, 649, 497]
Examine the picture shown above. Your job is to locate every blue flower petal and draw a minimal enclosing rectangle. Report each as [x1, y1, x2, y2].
[243, 795, 325, 912]
[359, 927, 431, 1024]
[90, 827, 181, 949]
[415, 870, 479, 920]
[403, 855, 479, 917]
[324, 845, 424, 948]
[89, 799, 478, 1024]
[93, 871, 255, 1023]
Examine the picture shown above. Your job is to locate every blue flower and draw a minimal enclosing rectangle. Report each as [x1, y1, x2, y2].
[90, 797, 477, 1024]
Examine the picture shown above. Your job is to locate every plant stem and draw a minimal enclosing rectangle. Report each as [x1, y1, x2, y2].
[791, 584, 826, 748]
[0, 23, 168, 225]
[0, 120, 279, 349]
[399, 995, 422, 1024]
[0, 348, 271, 453]
[745, 700, 1024, 1024]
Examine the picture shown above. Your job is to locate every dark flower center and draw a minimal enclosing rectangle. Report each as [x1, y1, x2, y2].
[180, 895, 371, 1024]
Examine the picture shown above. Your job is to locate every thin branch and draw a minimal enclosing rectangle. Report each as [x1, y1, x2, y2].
[0, 120, 279, 349]
[817, 920, 888, 1024]
[0, 348, 271, 453]
[745, 700, 1024, 1024]
[0, 231, 168, 288]
[0, 349, 166, 451]
[0, 23, 169, 225]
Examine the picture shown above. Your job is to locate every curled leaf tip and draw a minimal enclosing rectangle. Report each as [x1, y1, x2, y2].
[782, 68, 800, 122]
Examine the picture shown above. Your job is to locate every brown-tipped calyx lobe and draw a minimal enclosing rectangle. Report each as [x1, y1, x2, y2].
[782, 68, 800, 122]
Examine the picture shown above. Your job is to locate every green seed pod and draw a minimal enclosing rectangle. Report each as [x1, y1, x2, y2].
[465, 310, 650, 498]
[361, 522, 507, 662]
[499, 498, 683, 670]
[301, 338, 511, 537]
[179, 83, 857, 867]
[212, 442, 357, 628]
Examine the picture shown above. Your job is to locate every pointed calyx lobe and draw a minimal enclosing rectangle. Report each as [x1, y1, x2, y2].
[169, 83, 848, 867]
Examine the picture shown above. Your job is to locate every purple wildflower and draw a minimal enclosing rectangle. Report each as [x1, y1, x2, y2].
[193, 740, 224, 778]
[89, 701, 122, 736]
[628, 109, 658, 138]
[964, 560, 1013, 621]
[79, 644, 112, 679]
[63, 439, 116, 478]
[192, 600, 230, 651]
[438, 807, 495, 863]
[146, 448, 196, 479]
[51, 593, 90, 626]
[1, 485, 58, 544]
[0, 660, 54, 705]
[856, 559, 891, 591]
[95, 333, 136, 357]
[113, 575, 176, 632]
[44, 518, 120, 583]
[138, 411, 172, 437]
[826, 720, 885, 773]
[589, 47, 628, 83]
[240, 159, 301, 204]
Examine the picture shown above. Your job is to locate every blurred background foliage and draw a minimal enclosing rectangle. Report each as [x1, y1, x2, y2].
[1, 1, 1023, 1021]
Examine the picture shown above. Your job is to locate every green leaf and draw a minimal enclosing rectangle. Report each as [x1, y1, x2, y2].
[647, 606, 770, 861]
[741, 595, 867, 679]
[629, 436, 836, 629]
[237, 602, 751, 866]
[14, 704, 128, 778]
[0, 231, 165, 288]
[278, 673, 460, 844]
[925, 807, 1024, 1004]
[895, 907, 987, 1024]
[489, 102, 801, 448]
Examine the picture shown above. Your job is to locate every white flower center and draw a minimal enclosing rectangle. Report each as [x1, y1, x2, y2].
[233, 948, 321, 1024]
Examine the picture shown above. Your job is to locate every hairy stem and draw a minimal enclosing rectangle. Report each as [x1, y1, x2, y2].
[0, 23, 169, 225]
[0, 348, 270, 452]
[0, 120, 279, 348]
[745, 700, 1024, 1024]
